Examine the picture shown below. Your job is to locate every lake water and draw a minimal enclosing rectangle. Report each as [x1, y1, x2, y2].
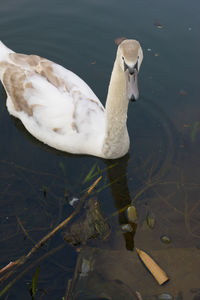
[0, 0, 200, 299]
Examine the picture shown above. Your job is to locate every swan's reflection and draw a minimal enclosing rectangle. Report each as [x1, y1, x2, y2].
[105, 154, 137, 251]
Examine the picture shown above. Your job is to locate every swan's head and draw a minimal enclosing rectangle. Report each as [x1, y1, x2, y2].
[116, 38, 143, 101]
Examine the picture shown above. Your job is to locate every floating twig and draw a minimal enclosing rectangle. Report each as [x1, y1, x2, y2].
[87, 176, 102, 194]
[0, 244, 65, 298]
[0, 176, 102, 293]
[136, 291, 143, 300]
[26, 176, 102, 260]
[0, 261, 19, 276]
[136, 248, 169, 285]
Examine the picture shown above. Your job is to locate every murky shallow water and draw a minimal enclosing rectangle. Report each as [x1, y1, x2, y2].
[0, 0, 200, 299]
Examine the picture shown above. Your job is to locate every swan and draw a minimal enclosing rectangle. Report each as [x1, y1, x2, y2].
[0, 38, 143, 159]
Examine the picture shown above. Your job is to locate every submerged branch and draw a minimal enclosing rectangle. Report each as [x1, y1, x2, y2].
[0, 176, 102, 296]
[0, 244, 65, 298]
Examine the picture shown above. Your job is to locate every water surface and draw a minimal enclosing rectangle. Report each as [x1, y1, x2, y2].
[0, 0, 200, 299]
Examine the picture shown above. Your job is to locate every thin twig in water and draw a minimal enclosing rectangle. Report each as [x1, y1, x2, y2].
[26, 176, 102, 260]
[132, 180, 159, 203]
[188, 198, 200, 217]
[0, 160, 61, 178]
[154, 189, 184, 215]
[0, 262, 19, 276]
[136, 291, 143, 300]
[0, 244, 65, 298]
[184, 192, 200, 239]
[65, 279, 72, 300]
[17, 217, 36, 245]
[0, 176, 102, 289]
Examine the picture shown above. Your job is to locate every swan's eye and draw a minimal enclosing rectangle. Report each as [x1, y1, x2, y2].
[122, 56, 125, 60]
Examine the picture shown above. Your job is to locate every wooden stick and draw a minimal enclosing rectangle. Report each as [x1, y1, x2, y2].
[136, 248, 169, 285]
[0, 262, 18, 276]
[0, 176, 102, 282]
[87, 176, 102, 194]
[135, 291, 143, 300]
[0, 244, 65, 298]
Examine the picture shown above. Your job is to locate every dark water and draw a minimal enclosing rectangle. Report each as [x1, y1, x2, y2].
[0, 0, 200, 299]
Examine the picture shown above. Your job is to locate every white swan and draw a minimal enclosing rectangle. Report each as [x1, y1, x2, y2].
[0, 38, 143, 159]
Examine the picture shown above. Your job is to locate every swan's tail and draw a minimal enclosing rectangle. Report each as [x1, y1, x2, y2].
[0, 41, 14, 78]
[0, 41, 13, 61]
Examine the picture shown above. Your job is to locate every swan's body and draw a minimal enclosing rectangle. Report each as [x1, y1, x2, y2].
[0, 39, 143, 159]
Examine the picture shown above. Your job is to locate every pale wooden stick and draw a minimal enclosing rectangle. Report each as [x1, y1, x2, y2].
[87, 176, 102, 194]
[136, 248, 169, 285]
[0, 262, 17, 276]
[135, 291, 143, 300]
[25, 175, 102, 260]
[0, 176, 102, 281]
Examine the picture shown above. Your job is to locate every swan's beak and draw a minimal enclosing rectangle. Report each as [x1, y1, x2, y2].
[125, 67, 139, 102]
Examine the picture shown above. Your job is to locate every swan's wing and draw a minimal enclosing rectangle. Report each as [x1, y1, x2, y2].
[8, 52, 104, 108]
[1, 53, 105, 138]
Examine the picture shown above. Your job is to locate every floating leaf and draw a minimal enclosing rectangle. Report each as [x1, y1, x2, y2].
[160, 235, 171, 244]
[146, 212, 156, 229]
[136, 248, 169, 285]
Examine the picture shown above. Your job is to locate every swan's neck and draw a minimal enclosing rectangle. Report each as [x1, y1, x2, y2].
[102, 60, 130, 159]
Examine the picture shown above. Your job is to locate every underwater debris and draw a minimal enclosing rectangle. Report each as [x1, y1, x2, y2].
[136, 248, 169, 285]
[146, 211, 156, 229]
[121, 224, 133, 233]
[69, 197, 79, 207]
[127, 205, 138, 223]
[160, 235, 171, 244]
[63, 197, 110, 245]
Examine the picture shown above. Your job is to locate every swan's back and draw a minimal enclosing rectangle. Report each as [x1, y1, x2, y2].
[0, 42, 106, 156]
